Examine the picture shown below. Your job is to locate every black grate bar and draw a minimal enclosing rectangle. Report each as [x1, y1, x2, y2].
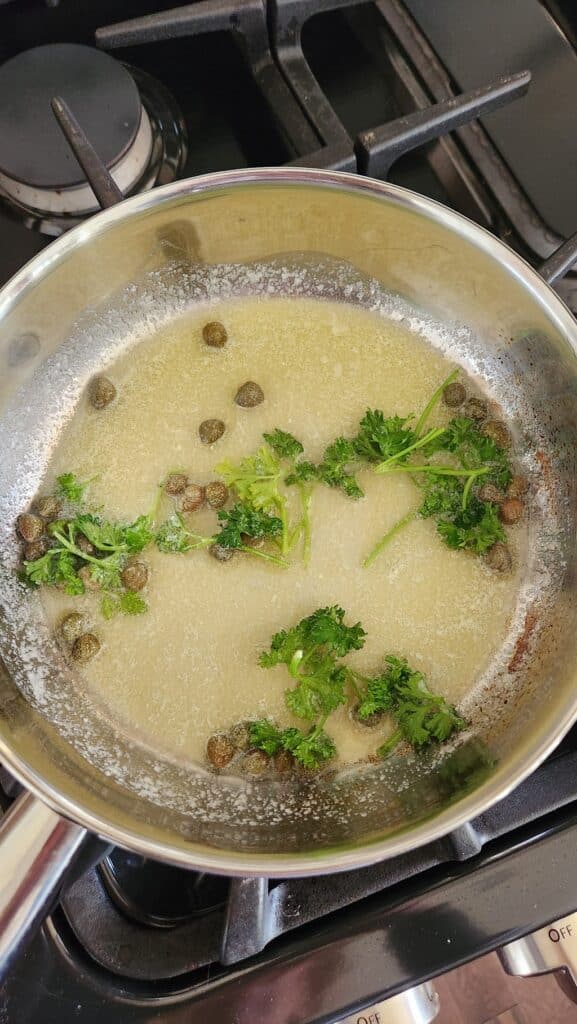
[270, 0, 372, 165]
[356, 70, 531, 179]
[50, 97, 123, 209]
[96, 0, 257, 47]
[220, 877, 270, 965]
[96, 0, 320, 158]
[539, 230, 577, 286]
[217, 748, 577, 965]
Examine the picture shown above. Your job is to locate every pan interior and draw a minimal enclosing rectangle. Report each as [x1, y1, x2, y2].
[0, 247, 566, 854]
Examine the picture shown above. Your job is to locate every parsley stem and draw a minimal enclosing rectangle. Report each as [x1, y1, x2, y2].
[238, 545, 288, 568]
[414, 368, 459, 436]
[375, 426, 446, 472]
[279, 502, 290, 556]
[461, 468, 487, 509]
[51, 530, 115, 567]
[298, 485, 312, 567]
[380, 464, 490, 478]
[377, 727, 403, 758]
[363, 509, 417, 568]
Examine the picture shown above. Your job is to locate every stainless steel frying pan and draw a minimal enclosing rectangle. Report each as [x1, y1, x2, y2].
[1, 168, 577, 976]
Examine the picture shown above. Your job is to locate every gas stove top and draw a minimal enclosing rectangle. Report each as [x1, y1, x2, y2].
[2, 2, 577, 1022]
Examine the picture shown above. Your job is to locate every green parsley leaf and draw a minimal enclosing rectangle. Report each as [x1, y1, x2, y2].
[354, 410, 416, 464]
[282, 726, 336, 769]
[248, 720, 336, 769]
[155, 514, 210, 553]
[262, 428, 304, 461]
[101, 590, 148, 619]
[216, 446, 284, 514]
[426, 417, 512, 490]
[316, 437, 364, 499]
[284, 460, 319, 485]
[355, 671, 395, 720]
[215, 502, 283, 550]
[119, 591, 147, 615]
[248, 720, 286, 756]
[260, 607, 365, 734]
[285, 665, 347, 721]
[56, 472, 90, 504]
[436, 500, 505, 554]
[23, 547, 84, 595]
[260, 606, 366, 669]
[370, 655, 467, 756]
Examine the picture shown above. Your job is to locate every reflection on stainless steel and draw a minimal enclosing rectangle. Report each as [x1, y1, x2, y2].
[0, 791, 87, 981]
[499, 910, 577, 1005]
[338, 983, 439, 1023]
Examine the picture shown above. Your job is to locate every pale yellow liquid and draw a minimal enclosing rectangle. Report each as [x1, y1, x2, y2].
[41, 297, 519, 765]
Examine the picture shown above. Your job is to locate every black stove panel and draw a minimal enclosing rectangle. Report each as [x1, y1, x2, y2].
[404, 0, 577, 237]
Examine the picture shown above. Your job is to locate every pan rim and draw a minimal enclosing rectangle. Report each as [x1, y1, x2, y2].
[2, 165, 577, 875]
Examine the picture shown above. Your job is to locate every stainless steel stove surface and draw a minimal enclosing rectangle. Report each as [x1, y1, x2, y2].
[2, 2, 577, 1022]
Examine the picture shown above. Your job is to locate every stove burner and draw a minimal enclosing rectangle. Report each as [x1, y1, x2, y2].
[0, 43, 187, 232]
[99, 849, 229, 928]
[0, 44, 142, 189]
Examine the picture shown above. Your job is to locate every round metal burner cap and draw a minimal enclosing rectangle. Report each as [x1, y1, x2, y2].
[0, 43, 142, 189]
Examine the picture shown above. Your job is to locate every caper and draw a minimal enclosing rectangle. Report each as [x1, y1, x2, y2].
[78, 565, 100, 592]
[202, 321, 228, 348]
[478, 483, 505, 505]
[181, 483, 205, 512]
[16, 513, 44, 543]
[205, 481, 229, 509]
[199, 418, 225, 444]
[60, 612, 86, 646]
[23, 537, 50, 562]
[483, 542, 513, 573]
[209, 543, 234, 562]
[227, 721, 250, 752]
[240, 533, 265, 550]
[507, 475, 528, 499]
[235, 381, 264, 408]
[206, 733, 235, 769]
[442, 382, 466, 408]
[33, 495, 62, 519]
[121, 561, 149, 592]
[243, 750, 270, 776]
[165, 472, 188, 496]
[463, 397, 487, 422]
[482, 419, 511, 449]
[71, 633, 100, 663]
[76, 533, 95, 556]
[89, 375, 116, 409]
[273, 750, 295, 774]
[500, 497, 524, 525]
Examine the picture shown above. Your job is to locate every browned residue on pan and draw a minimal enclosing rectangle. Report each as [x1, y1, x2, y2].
[508, 606, 539, 674]
[536, 449, 555, 496]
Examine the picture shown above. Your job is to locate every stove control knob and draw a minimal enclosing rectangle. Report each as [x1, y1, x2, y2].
[338, 981, 439, 1024]
[499, 911, 577, 1004]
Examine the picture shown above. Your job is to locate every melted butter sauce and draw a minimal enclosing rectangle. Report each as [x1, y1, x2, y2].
[41, 297, 520, 765]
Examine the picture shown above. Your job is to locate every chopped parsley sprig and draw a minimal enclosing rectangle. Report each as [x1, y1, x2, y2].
[248, 720, 337, 770]
[252, 607, 465, 768]
[256, 606, 365, 767]
[364, 408, 513, 567]
[216, 429, 315, 564]
[355, 655, 466, 756]
[56, 472, 92, 505]
[23, 510, 153, 617]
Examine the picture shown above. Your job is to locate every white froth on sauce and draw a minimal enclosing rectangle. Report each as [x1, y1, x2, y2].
[40, 297, 520, 765]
